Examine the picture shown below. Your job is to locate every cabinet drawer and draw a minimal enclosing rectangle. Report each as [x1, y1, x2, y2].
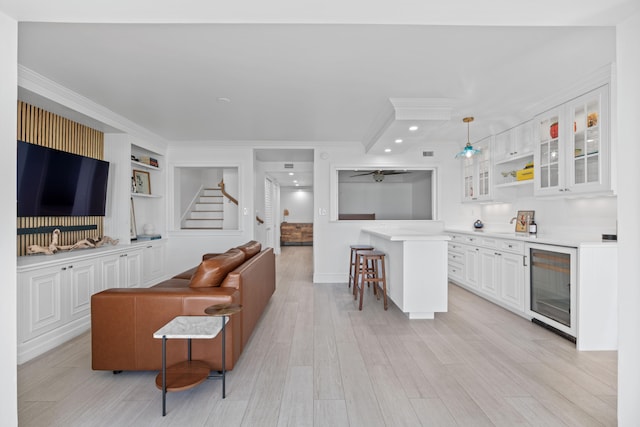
[480, 237, 498, 249]
[448, 242, 464, 253]
[448, 252, 464, 263]
[448, 263, 464, 282]
[499, 239, 525, 254]
[464, 235, 479, 244]
[449, 233, 464, 242]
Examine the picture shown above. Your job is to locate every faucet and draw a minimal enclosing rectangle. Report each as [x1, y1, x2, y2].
[510, 217, 517, 224]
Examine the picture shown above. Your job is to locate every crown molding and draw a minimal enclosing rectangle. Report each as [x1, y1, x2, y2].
[18, 65, 168, 147]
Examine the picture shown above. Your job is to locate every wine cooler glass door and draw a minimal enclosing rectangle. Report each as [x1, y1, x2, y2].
[525, 243, 577, 338]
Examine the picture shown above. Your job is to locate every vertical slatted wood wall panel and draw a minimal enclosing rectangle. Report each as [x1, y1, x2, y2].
[17, 101, 105, 256]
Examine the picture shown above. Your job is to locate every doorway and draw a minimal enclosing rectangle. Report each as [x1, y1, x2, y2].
[254, 149, 314, 255]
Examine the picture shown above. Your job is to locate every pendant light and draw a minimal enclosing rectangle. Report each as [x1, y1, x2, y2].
[455, 116, 481, 159]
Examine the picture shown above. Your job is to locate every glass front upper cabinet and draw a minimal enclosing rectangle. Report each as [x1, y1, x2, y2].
[566, 86, 610, 194]
[534, 85, 610, 196]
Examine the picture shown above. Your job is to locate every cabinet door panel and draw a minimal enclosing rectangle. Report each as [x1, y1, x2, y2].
[68, 261, 96, 318]
[125, 252, 143, 288]
[464, 247, 480, 289]
[100, 255, 122, 289]
[499, 253, 524, 311]
[21, 267, 63, 341]
[479, 249, 498, 297]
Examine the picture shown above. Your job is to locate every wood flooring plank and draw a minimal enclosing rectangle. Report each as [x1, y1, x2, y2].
[278, 366, 314, 427]
[368, 364, 422, 426]
[314, 399, 349, 427]
[336, 340, 385, 427]
[410, 398, 458, 426]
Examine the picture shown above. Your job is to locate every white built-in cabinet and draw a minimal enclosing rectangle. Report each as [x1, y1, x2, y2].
[460, 79, 612, 201]
[142, 240, 165, 286]
[534, 85, 611, 196]
[17, 241, 166, 364]
[103, 135, 166, 244]
[99, 248, 143, 290]
[448, 233, 526, 315]
[493, 121, 535, 189]
[462, 136, 492, 202]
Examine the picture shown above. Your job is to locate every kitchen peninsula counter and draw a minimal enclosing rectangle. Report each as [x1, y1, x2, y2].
[361, 227, 450, 319]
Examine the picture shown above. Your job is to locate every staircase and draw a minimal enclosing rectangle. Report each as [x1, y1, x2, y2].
[182, 188, 224, 229]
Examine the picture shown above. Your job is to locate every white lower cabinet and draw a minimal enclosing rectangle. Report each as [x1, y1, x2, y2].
[18, 243, 164, 364]
[498, 252, 525, 311]
[142, 240, 165, 286]
[479, 249, 499, 297]
[463, 245, 481, 289]
[448, 232, 525, 316]
[98, 249, 143, 289]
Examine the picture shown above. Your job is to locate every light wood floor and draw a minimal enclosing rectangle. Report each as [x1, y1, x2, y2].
[18, 246, 618, 426]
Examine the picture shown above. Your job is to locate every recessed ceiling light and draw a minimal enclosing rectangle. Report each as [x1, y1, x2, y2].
[288, 172, 294, 176]
[217, 97, 231, 103]
[395, 139, 403, 144]
[384, 148, 392, 153]
[293, 180, 298, 183]
[409, 125, 418, 131]
[295, 184, 299, 186]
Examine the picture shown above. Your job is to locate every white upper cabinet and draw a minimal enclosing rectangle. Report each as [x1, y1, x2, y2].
[462, 136, 492, 202]
[494, 120, 533, 163]
[494, 121, 535, 188]
[534, 85, 611, 196]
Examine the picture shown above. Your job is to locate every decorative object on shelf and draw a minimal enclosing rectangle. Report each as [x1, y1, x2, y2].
[282, 209, 289, 222]
[587, 112, 598, 127]
[133, 169, 151, 194]
[529, 219, 538, 235]
[473, 219, 484, 229]
[130, 198, 138, 240]
[514, 210, 535, 233]
[516, 162, 534, 181]
[550, 122, 559, 138]
[455, 117, 481, 159]
[149, 157, 159, 167]
[143, 223, 155, 235]
[26, 228, 119, 255]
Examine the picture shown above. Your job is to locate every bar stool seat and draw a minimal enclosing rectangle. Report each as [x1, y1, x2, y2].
[348, 244, 373, 289]
[354, 250, 388, 311]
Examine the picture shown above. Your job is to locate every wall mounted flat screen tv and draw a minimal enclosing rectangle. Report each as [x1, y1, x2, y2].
[17, 140, 110, 217]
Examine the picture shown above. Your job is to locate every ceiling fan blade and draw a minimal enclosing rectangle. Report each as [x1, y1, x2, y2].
[382, 170, 410, 175]
[350, 171, 375, 177]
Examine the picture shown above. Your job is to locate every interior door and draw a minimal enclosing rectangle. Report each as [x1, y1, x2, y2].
[264, 177, 274, 249]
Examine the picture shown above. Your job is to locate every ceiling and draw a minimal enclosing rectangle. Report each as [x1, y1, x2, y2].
[5, 1, 634, 154]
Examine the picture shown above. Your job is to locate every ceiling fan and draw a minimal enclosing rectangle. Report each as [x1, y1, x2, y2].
[350, 170, 409, 182]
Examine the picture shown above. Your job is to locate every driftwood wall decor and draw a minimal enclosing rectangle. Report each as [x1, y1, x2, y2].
[16, 101, 105, 256]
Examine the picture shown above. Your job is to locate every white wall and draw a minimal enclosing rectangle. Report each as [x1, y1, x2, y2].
[166, 144, 253, 276]
[0, 11, 18, 427]
[616, 10, 640, 426]
[281, 187, 313, 222]
[313, 142, 462, 283]
[339, 182, 412, 219]
[411, 173, 432, 220]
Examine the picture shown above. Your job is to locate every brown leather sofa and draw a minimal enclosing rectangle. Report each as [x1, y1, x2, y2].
[91, 241, 275, 372]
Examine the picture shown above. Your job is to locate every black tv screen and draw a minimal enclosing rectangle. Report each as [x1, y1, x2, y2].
[17, 140, 110, 217]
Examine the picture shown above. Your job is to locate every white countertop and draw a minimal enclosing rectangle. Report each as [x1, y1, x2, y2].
[362, 227, 451, 242]
[446, 228, 617, 248]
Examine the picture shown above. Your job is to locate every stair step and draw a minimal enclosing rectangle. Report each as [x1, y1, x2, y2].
[183, 219, 223, 228]
[195, 203, 223, 211]
[199, 196, 223, 203]
[203, 188, 223, 196]
[190, 211, 223, 219]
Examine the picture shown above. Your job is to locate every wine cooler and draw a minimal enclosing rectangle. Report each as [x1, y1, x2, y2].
[525, 243, 577, 340]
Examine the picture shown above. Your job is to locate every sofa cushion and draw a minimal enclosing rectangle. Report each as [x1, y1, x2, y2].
[189, 248, 246, 288]
[236, 240, 262, 259]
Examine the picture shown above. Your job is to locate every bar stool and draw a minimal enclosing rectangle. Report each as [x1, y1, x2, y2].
[348, 244, 373, 289]
[354, 250, 388, 311]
